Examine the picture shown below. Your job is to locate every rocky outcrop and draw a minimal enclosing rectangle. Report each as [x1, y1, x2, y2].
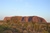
[4, 17, 11, 22]
[4, 16, 47, 23]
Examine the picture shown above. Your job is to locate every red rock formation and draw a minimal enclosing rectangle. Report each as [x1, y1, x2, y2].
[32, 16, 46, 23]
[4, 17, 12, 22]
[11, 16, 22, 22]
[22, 16, 29, 22]
[4, 16, 47, 23]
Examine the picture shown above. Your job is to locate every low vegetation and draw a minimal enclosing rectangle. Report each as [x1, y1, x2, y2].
[0, 21, 50, 33]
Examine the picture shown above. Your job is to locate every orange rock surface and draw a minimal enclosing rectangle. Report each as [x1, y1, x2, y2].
[4, 16, 47, 23]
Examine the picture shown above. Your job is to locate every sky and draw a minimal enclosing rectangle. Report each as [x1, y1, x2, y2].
[0, 0, 50, 22]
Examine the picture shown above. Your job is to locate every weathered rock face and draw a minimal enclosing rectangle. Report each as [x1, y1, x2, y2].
[32, 16, 46, 22]
[4, 16, 47, 23]
[11, 16, 22, 22]
[4, 17, 11, 22]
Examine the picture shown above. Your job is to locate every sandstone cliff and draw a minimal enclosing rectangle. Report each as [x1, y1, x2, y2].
[4, 16, 47, 23]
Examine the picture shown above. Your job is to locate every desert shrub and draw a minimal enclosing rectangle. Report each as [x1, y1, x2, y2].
[47, 24, 50, 33]
[33, 23, 39, 31]
[0, 21, 50, 33]
[42, 30, 49, 33]
[0, 25, 11, 33]
[3, 30, 12, 33]
[0, 25, 4, 33]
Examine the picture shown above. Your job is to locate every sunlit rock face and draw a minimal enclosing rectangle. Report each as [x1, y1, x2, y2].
[21, 16, 47, 23]
[4, 17, 11, 22]
[32, 16, 46, 22]
[4, 16, 47, 23]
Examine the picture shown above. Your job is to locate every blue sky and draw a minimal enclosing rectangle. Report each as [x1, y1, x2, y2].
[0, 0, 50, 22]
